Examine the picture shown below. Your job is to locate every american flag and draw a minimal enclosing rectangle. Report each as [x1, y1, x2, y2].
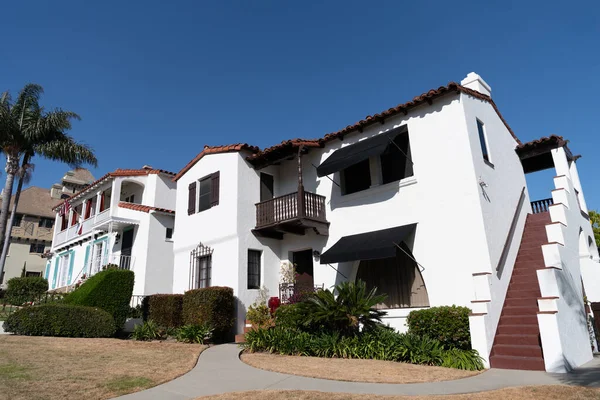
[58, 200, 71, 217]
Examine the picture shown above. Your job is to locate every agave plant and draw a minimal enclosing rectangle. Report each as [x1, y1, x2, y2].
[298, 280, 387, 336]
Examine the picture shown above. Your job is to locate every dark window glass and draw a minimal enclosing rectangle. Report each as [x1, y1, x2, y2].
[25, 271, 41, 277]
[477, 120, 490, 162]
[199, 177, 212, 212]
[29, 243, 45, 253]
[247, 250, 261, 289]
[13, 214, 23, 227]
[380, 131, 413, 184]
[341, 159, 371, 195]
[196, 255, 211, 289]
[39, 218, 54, 229]
[166, 227, 173, 239]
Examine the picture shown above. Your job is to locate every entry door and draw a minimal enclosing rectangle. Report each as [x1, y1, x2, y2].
[260, 173, 274, 202]
[293, 249, 314, 291]
[120, 229, 134, 270]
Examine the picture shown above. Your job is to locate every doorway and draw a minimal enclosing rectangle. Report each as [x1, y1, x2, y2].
[260, 173, 274, 202]
[120, 228, 134, 270]
[293, 249, 314, 291]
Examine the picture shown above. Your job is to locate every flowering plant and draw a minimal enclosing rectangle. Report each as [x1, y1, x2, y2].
[268, 297, 281, 315]
[279, 261, 296, 284]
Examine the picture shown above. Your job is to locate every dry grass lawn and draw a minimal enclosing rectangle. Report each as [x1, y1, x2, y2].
[0, 335, 205, 400]
[241, 352, 480, 383]
[197, 386, 600, 400]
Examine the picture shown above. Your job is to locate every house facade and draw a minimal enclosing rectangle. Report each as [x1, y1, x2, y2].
[46, 166, 176, 297]
[0, 169, 95, 287]
[171, 72, 600, 373]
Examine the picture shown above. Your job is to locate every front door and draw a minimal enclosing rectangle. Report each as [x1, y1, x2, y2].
[260, 173, 274, 202]
[293, 249, 314, 292]
[120, 229, 134, 270]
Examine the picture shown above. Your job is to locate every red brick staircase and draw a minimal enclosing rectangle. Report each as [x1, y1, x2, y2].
[489, 212, 549, 371]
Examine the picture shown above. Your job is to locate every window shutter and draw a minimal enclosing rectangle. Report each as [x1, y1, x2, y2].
[188, 182, 197, 215]
[211, 171, 220, 207]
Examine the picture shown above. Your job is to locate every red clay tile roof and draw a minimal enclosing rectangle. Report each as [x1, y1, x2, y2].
[53, 168, 176, 210]
[173, 144, 260, 181]
[516, 135, 567, 151]
[118, 202, 175, 214]
[246, 82, 521, 168]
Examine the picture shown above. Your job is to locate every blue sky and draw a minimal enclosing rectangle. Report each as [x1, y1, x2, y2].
[2, 1, 599, 208]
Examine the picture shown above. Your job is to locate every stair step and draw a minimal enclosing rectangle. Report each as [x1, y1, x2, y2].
[489, 355, 545, 370]
[504, 298, 538, 307]
[494, 333, 540, 346]
[234, 334, 246, 343]
[499, 315, 538, 325]
[497, 324, 539, 335]
[508, 282, 539, 291]
[492, 344, 543, 358]
[501, 306, 539, 316]
[506, 289, 541, 299]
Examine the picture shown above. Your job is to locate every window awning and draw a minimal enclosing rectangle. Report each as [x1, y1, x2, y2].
[316, 127, 406, 177]
[320, 223, 417, 264]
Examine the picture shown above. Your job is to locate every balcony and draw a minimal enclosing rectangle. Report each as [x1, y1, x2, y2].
[253, 190, 329, 240]
[531, 198, 554, 214]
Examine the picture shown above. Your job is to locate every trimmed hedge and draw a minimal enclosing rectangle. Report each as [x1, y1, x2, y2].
[406, 305, 472, 350]
[3, 304, 116, 338]
[64, 269, 134, 329]
[5, 277, 48, 305]
[142, 294, 184, 328]
[183, 286, 234, 342]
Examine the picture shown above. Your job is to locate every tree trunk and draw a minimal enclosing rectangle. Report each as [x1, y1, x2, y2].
[0, 153, 20, 281]
[0, 154, 30, 275]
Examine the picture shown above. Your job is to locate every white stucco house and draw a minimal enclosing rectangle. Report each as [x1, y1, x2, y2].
[46, 166, 176, 298]
[171, 72, 600, 373]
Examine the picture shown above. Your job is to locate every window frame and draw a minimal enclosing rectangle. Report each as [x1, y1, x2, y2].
[29, 243, 45, 254]
[380, 130, 414, 185]
[198, 175, 212, 212]
[13, 213, 23, 227]
[196, 254, 212, 289]
[39, 218, 54, 229]
[166, 227, 173, 240]
[247, 249, 262, 290]
[476, 119, 493, 166]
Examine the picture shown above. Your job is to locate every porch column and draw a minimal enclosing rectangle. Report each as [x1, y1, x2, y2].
[297, 146, 305, 218]
[67, 208, 74, 239]
[93, 191, 103, 222]
[110, 179, 122, 214]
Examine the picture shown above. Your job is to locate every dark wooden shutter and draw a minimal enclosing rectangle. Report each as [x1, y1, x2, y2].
[211, 171, 220, 207]
[188, 182, 197, 215]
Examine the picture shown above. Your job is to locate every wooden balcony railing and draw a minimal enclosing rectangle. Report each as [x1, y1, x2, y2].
[255, 190, 327, 228]
[531, 198, 554, 214]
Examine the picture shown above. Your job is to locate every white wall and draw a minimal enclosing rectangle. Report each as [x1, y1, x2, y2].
[143, 213, 175, 294]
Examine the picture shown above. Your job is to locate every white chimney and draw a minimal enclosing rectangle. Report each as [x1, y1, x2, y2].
[460, 72, 492, 97]
[50, 184, 63, 199]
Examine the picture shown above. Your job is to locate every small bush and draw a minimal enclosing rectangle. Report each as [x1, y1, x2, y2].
[142, 294, 183, 328]
[5, 277, 48, 305]
[3, 303, 115, 337]
[65, 269, 134, 329]
[131, 320, 163, 341]
[183, 287, 234, 342]
[177, 324, 214, 344]
[407, 306, 472, 350]
[246, 304, 272, 328]
[274, 303, 308, 331]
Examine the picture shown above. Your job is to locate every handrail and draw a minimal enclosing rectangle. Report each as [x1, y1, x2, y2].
[255, 190, 327, 228]
[531, 197, 553, 214]
[496, 186, 527, 277]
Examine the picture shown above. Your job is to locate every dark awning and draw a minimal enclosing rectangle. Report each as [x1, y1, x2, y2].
[316, 127, 406, 177]
[320, 223, 417, 264]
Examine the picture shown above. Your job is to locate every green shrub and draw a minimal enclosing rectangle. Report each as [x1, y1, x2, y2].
[176, 324, 214, 344]
[246, 304, 271, 328]
[5, 277, 48, 305]
[406, 305, 472, 350]
[274, 303, 309, 330]
[182, 287, 234, 342]
[64, 269, 134, 329]
[142, 294, 183, 327]
[131, 320, 163, 341]
[242, 325, 483, 371]
[298, 280, 387, 336]
[3, 303, 115, 337]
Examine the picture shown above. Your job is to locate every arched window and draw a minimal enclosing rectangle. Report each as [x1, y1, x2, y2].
[356, 242, 429, 309]
[190, 243, 213, 289]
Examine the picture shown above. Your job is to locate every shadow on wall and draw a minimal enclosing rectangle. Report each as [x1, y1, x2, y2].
[234, 296, 245, 339]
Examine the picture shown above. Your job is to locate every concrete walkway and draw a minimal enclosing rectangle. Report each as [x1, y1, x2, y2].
[116, 344, 600, 400]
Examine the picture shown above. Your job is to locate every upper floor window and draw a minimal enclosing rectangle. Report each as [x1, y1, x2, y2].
[477, 119, 491, 163]
[30, 243, 45, 254]
[39, 218, 54, 229]
[166, 227, 173, 240]
[13, 214, 23, 227]
[188, 172, 220, 215]
[380, 130, 413, 184]
[341, 159, 371, 195]
[125, 194, 135, 203]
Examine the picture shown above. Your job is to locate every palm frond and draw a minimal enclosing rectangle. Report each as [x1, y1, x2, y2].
[33, 135, 98, 168]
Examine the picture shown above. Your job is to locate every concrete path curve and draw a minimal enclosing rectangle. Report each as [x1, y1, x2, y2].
[115, 344, 600, 400]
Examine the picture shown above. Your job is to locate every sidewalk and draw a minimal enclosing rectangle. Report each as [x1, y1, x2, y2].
[115, 344, 600, 400]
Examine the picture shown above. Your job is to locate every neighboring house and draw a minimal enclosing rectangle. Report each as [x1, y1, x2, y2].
[0, 168, 95, 287]
[47, 166, 176, 297]
[172, 72, 600, 373]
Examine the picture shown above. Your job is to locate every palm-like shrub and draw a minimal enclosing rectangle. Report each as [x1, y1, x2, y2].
[298, 280, 387, 336]
[176, 324, 214, 344]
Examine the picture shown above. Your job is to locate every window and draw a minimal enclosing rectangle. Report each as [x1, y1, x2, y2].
[13, 214, 23, 227]
[341, 159, 371, 195]
[477, 119, 490, 163]
[196, 255, 211, 288]
[125, 194, 135, 203]
[84, 198, 94, 219]
[39, 218, 54, 229]
[25, 271, 41, 277]
[60, 214, 68, 231]
[91, 241, 107, 275]
[58, 253, 71, 287]
[166, 227, 173, 240]
[29, 243, 45, 254]
[191, 243, 213, 289]
[380, 131, 413, 184]
[189, 172, 220, 215]
[247, 250, 261, 289]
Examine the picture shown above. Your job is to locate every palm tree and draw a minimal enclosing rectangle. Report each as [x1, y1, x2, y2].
[0, 84, 97, 278]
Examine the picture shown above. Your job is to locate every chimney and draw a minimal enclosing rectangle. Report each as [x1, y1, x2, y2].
[460, 72, 492, 97]
[142, 165, 153, 170]
[50, 184, 63, 199]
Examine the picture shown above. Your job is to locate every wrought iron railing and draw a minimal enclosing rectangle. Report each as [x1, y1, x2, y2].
[531, 198, 554, 214]
[279, 282, 325, 303]
[256, 190, 327, 228]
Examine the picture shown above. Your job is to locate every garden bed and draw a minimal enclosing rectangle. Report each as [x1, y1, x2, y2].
[196, 386, 600, 400]
[0, 335, 205, 400]
[241, 352, 480, 383]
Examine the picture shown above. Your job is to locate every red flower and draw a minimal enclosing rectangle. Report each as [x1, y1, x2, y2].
[268, 297, 281, 315]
